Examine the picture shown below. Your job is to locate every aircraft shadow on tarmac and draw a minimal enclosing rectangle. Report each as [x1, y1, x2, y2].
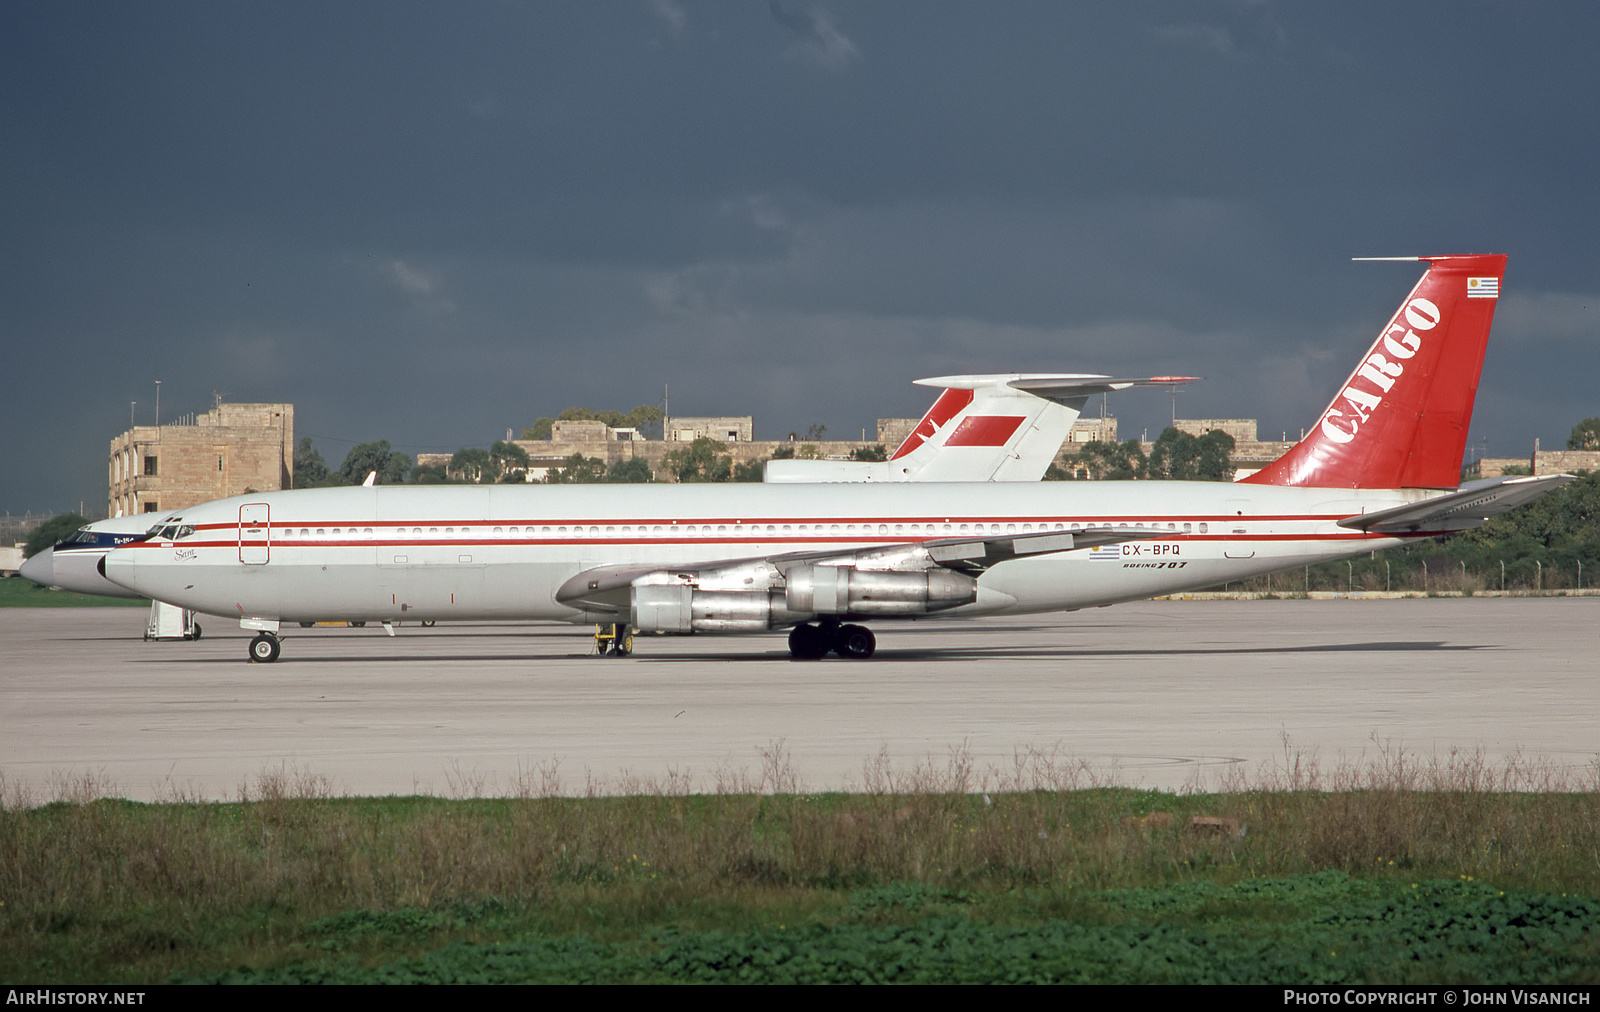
[866, 641, 1485, 663]
[132, 637, 1485, 665]
[633, 640, 1488, 664]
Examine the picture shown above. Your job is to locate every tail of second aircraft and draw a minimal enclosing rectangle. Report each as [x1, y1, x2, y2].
[1240, 254, 1507, 490]
[764, 373, 1196, 482]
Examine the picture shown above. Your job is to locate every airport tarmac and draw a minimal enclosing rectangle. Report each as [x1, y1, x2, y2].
[1, 598, 1596, 802]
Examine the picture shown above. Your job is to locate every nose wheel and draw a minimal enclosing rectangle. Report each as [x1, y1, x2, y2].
[248, 633, 281, 663]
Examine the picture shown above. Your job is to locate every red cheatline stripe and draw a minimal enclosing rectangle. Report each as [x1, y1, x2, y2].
[133, 530, 1386, 553]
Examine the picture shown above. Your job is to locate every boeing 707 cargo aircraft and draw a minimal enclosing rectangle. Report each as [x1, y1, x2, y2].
[103, 255, 1569, 662]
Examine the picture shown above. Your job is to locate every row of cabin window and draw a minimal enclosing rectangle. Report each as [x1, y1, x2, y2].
[273, 520, 1211, 539]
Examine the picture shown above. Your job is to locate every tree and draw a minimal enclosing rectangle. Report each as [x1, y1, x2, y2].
[605, 458, 654, 483]
[614, 404, 665, 435]
[23, 513, 89, 559]
[1569, 417, 1600, 450]
[733, 458, 766, 482]
[489, 440, 529, 481]
[449, 447, 493, 483]
[850, 444, 888, 462]
[1060, 439, 1148, 480]
[521, 418, 554, 440]
[1194, 430, 1236, 481]
[293, 437, 331, 488]
[339, 440, 412, 485]
[546, 454, 607, 484]
[664, 437, 732, 482]
[1148, 427, 1235, 481]
[525, 404, 666, 440]
[409, 462, 452, 484]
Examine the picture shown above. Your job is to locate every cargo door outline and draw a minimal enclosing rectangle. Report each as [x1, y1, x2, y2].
[239, 504, 270, 564]
[1222, 498, 1255, 559]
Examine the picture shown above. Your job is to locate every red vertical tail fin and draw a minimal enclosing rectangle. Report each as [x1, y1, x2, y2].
[1241, 254, 1506, 489]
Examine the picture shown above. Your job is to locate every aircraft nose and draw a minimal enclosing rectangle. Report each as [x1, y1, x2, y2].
[19, 548, 55, 588]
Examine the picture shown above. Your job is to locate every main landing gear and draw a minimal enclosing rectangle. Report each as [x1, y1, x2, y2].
[249, 632, 281, 663]
[788, 622, 876, 660]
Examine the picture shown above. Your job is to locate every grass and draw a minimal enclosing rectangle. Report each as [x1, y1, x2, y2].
[0, 575, 147, 607]
[3, 746, 1598, 984]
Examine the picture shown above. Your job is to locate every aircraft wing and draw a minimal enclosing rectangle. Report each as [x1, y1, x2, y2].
[1336, 474, 1574, 534]
[767, 525, 1155, 573]
[556, 525, 1164, 615]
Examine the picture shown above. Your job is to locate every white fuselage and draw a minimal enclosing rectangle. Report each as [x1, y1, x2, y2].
[102, 481, 1430, 626]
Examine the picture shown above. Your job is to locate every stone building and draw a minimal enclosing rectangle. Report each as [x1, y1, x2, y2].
[1065, 415, 1119, 444]
[666, 416, 754, 442]
[108, 403, 293, 517]
[1477, 446, 1600, 479]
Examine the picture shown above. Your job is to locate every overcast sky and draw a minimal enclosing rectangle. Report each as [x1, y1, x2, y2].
[4, 1, 1596, 515]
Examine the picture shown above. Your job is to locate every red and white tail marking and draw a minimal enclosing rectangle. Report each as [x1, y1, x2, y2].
[889, 387, 975, 460]
[1241, 254, 1506, 490]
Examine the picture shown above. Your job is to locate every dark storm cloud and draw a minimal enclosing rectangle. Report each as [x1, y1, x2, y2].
[2, 1, 1597, 513]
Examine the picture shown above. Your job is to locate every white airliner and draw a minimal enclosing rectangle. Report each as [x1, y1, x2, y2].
[103, 255, 1569, 663]
[764, 372, 1193, 483]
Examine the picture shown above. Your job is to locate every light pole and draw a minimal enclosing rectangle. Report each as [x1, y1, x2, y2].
[154, 380, 161, 428]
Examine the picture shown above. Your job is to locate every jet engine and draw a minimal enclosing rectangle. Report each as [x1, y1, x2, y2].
[782, 565, 976, 616]
[628, 566, 976, 634]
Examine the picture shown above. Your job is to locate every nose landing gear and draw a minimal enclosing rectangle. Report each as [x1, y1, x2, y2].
[248, 632, 281, 663]
[594, 623, 634, 657]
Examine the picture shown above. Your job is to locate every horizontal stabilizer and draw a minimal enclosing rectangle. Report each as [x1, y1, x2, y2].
[1336, 474, 1574, 534]
[1005, 375, 1200, 401]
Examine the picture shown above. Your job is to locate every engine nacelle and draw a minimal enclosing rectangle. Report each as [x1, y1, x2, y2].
[784, 566, 976, 616]
[631, 585, 810, 633]
[629, 567, 976, 633]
